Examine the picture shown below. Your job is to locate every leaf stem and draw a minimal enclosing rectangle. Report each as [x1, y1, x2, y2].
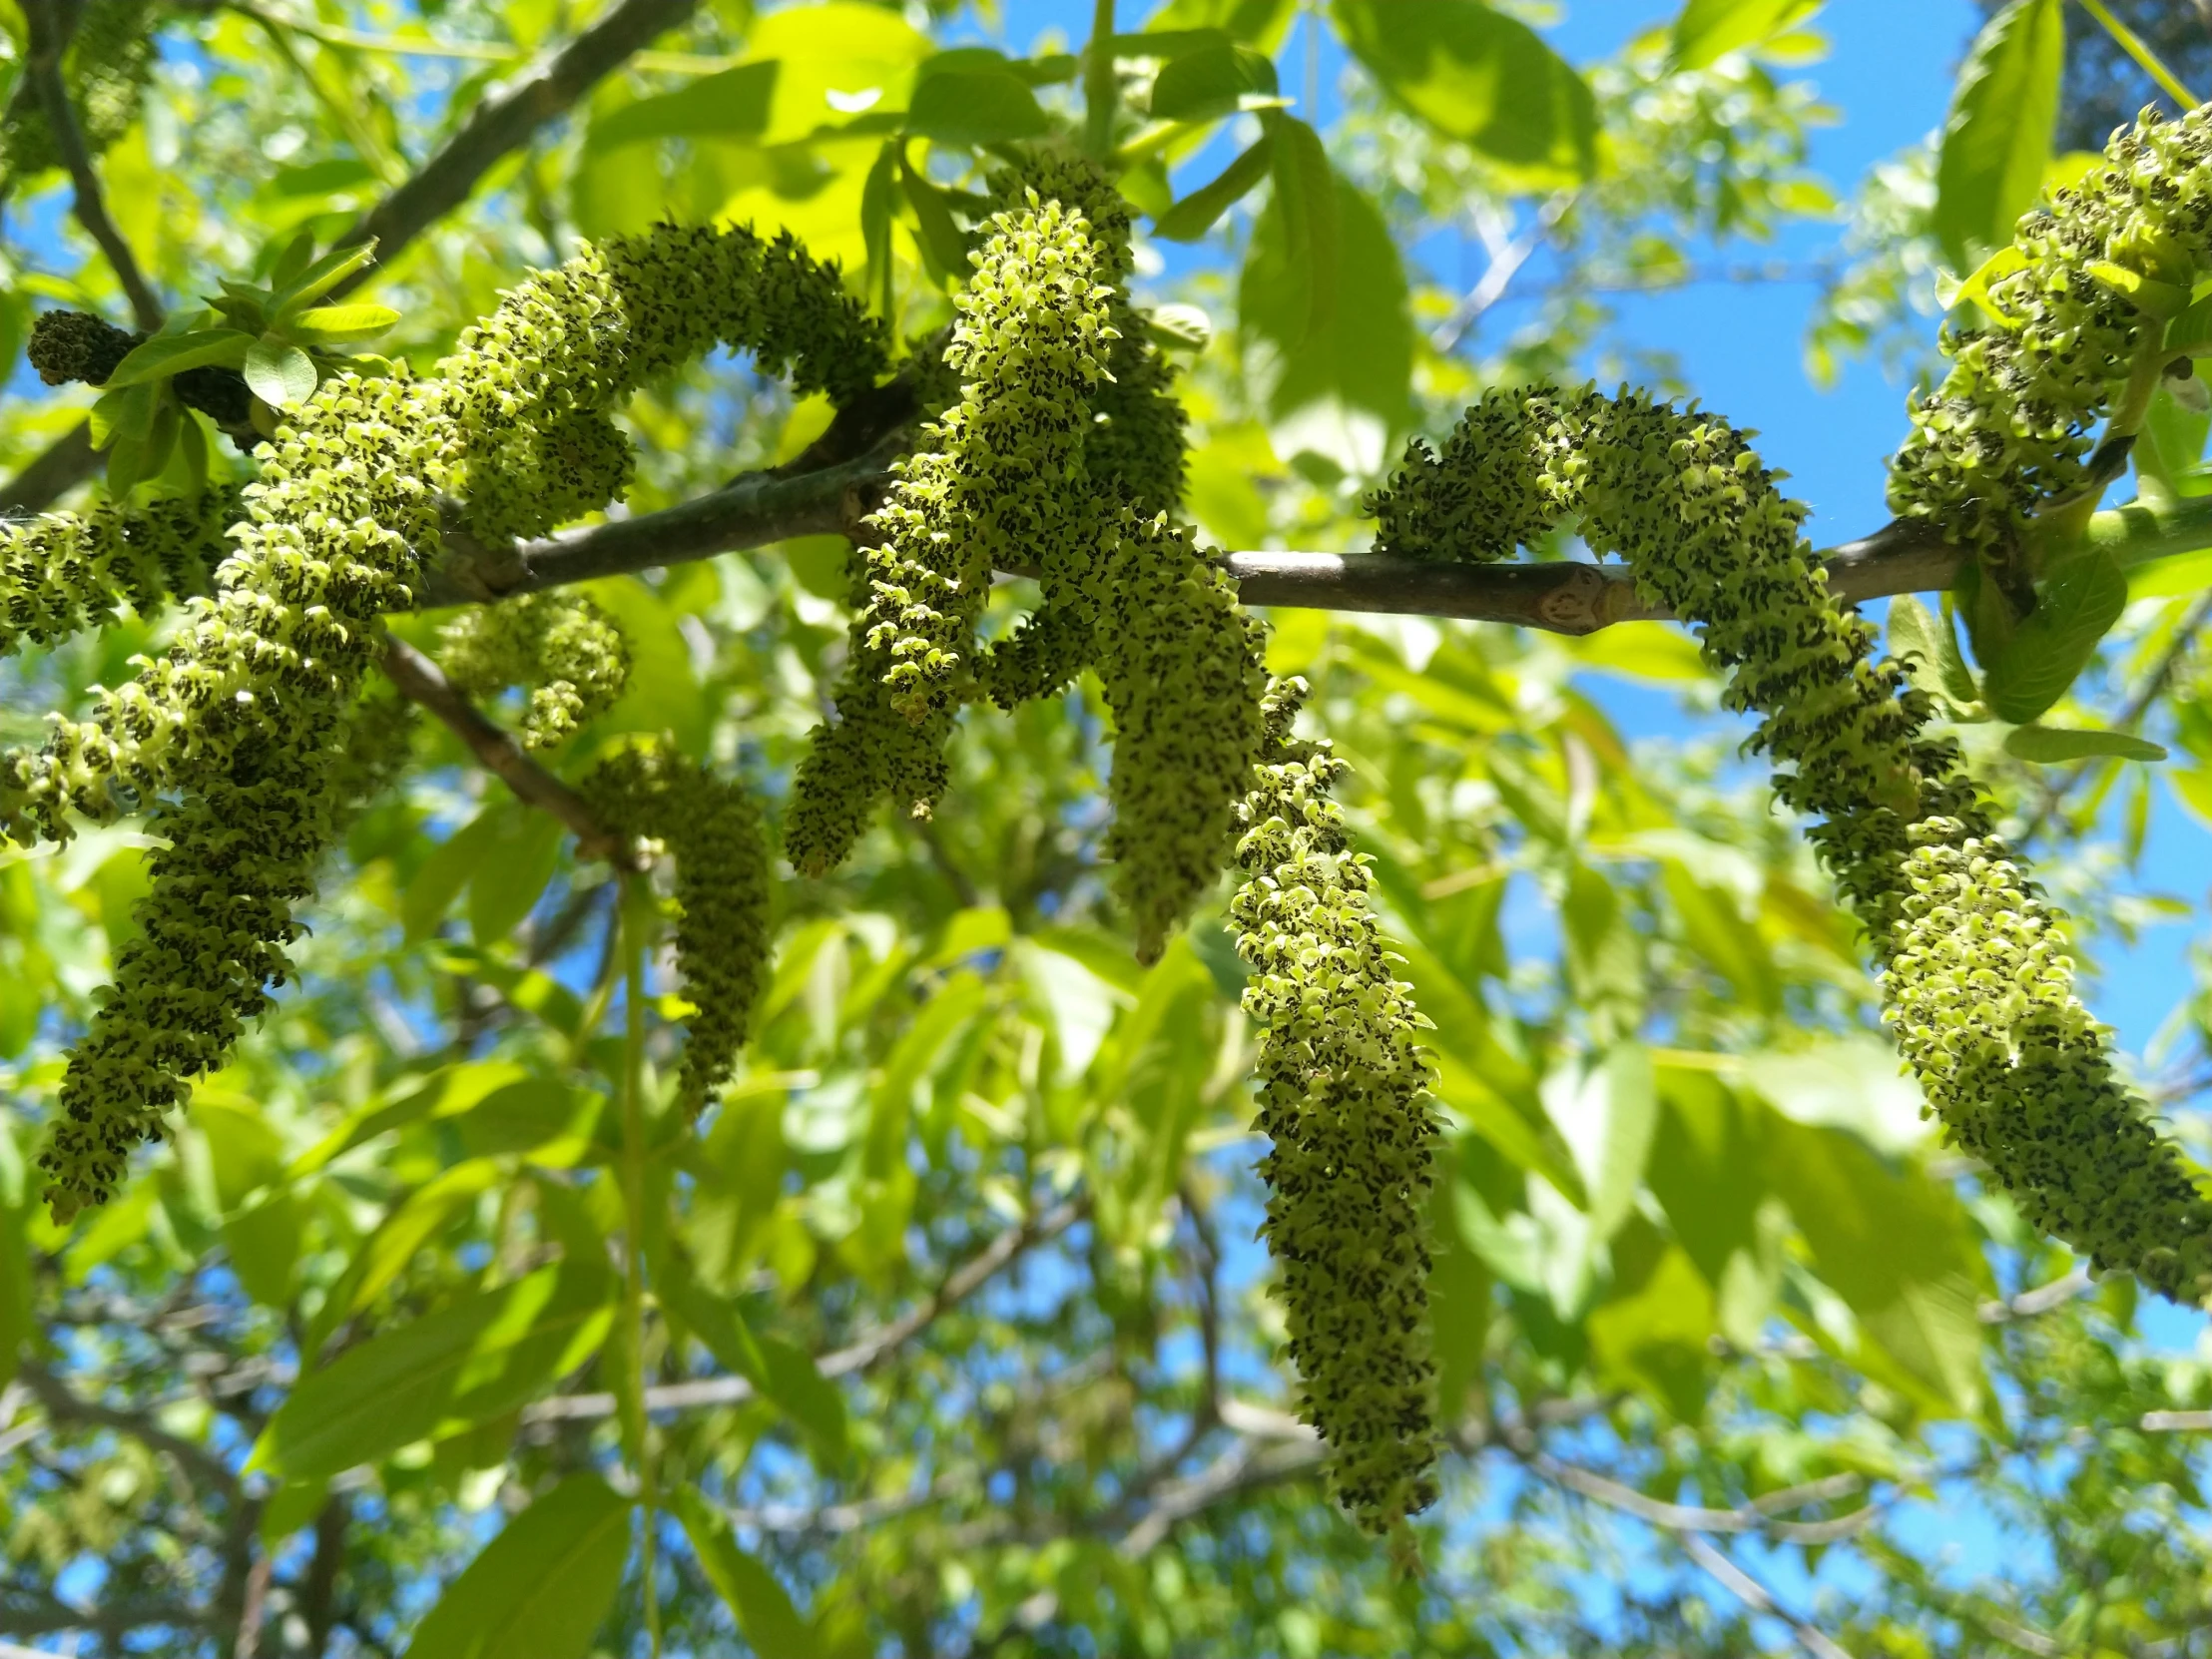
[1084, 0, 1117, 158]
[2074, 0, 2201, 109]
[618, 876, 661, 1658]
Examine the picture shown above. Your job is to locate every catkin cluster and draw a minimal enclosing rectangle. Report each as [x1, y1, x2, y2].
[793, 154, 1259, 962]
[1373, 384, 2212, 1302]
[24, 221, 885, 1215]
[1888, 107, 2212, 559]
[438, 591, 630, 750]
[0, 486, 238, 660]
[1232, 679, 1440, 1535]
[583, 741, 772, 1113]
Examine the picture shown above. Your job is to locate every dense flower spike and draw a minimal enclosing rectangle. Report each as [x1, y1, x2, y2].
[583, 741, 773, 1112]
[0, 486, 238, 660]
[440, 223, 887, 544]
[30, 370, 447, 1219]
[1095, 511, 1269, 961]
[1373, 384, 2212, 1302]
[1888, 108, 2212, 562]
[22, 221, 888, 1214]
[438, 591, 631, 750]
[859, 193, 1117, 721]
[1231, 679, 1441, 1535]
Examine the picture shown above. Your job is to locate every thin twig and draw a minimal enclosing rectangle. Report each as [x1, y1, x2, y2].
[328, 0, 699, 289]
[1432, 191, 1573, 352]
[525, 1197, 1086, 1421]
[0, 0, 696, 510]
[16, 1361, 241, 1499]
[1679, 1533, 1859, 1659]
[376, 634, 636, 866]
[23, 0, 164, 331]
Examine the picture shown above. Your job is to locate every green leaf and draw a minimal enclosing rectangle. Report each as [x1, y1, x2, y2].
[1980, 549, 2130, 725]
[1133, 0, 1297, 53]
[467, 807, 564, 945]
[2003, 722, 2168, 763]
[1328, 0, 1597, 187]
[1263, 111, 1337, 349]
[88, 381, 156, 450]
[269, 229, 317, 289]
[2136, 381, 2212, 504]
[261, 1262, 614, 1479]
[269, 239, 378, 320]
[1148, 41, 1278, 123]
[1153, 132, 1273, 242]
[903, 63, 1049, 147]
[1933, 0, 2063, 269]
[897, 149, 971, 282]
[400, 1475, 630, 1659]
[1667, 0, 1826, 69]
[1935, 244, 2031, 329]
[404, 807, 506, 942]
[244, 336, 319, 408]
[102, 328, 255, 388]
[452, 1079, 603, 1164]
[177, 408, 210, 493]
[222, 1190, 302, 1308]
[588, 59, 778, 150]
[1888, 593, 1981, 711]
[2166, 290, 2212, 356]
[1539, 1043, 1657, 1245]
[1586, 1235, 1717, 1422]
[284, 303, 400, 344]
[1761, 1117, 1987, 1414]
[761, 1334, 850, 1471]
[346, 1162, 506, 1316]
[2086, 259, 2190, 319]
[671, 1486, 820, 1657]
[1240, 144, 1415, 474]
[659, 1246, 771, 1385]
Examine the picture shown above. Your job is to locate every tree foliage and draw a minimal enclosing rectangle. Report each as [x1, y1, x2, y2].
[0, 1, 2210, 1656]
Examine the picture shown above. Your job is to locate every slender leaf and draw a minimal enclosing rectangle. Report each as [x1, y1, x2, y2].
[103, 328, 255, 388]
[1934, 0, 2063, 269]
[671, 1485, 819, 1658]
[260, 1262, 614, 1478]
[401, 1475, 631, 1659]
[2004, 723, 2168, 763]
[285, 303, 400, 343]
[1153, 132, 1273, 242]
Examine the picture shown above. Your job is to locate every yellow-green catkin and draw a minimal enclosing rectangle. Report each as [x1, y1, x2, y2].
[438, 591, 630, 750]
[1095, 510, 1269, 961]
[789, 173, 1121, 874]
[1888, 108, 2212, 561]
[1232, 678, 1441, 1535]
[0, 486, 238, 660]
[25, 222, 884, 1215]
[1373, 384, 2212, 1303]
[583, 740, 772, 1113]
[862, 192, 1117, 720]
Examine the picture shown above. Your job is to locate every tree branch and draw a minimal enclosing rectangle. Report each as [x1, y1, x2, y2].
[17, 1360, 241, 1500]
[0, 0, 695, 511]
[525, 1197, 1086, 1421]
[327, 0, 699, 290]
[376, 634, 636, 865]
[415, 455, 2212, 635]
[1678, 1533, 1859, 1659]
[23, 0, 165, 331]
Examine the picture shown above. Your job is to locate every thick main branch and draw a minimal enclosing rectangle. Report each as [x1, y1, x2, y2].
[417, 459, 2212, 634]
